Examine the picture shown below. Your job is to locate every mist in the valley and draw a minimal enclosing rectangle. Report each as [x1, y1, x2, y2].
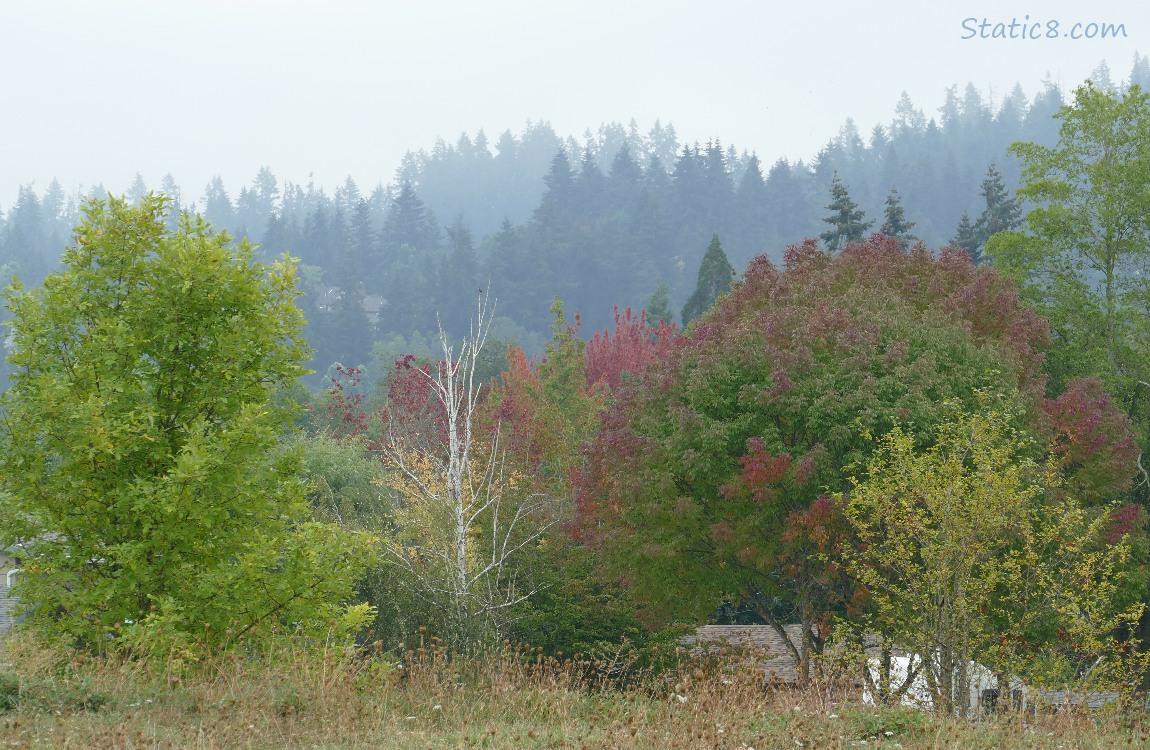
[1, 1, 1147, 383]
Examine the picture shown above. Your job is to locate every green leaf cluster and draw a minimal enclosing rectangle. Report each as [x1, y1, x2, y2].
[987, 83, 1150, 433]
[845, 397, 1145, 712]
[0, 196, 374, 652]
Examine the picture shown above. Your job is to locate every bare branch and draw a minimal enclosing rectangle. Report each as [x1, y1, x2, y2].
[376, 291, 557, 636]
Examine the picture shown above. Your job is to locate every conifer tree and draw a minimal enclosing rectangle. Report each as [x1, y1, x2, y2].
[201, 176, 238, 237]
[879, 187, 917, 250]
[382, 181, 440, 253]
[1130, 52, 1150, 90]
[541, 150, 574, 204]
[734, 154, 770, 256]
[325, 214, 374, 370]
[609, 142, 643, 185]
[820, 172, 873, 251]
[951, 211, 981, 263]
[126, 173, 149, 205]
[974, 163, 1023, 245]
[575, 146, 606, 210]
[681, 234, 735, 326]
[646, 280, 674, 326]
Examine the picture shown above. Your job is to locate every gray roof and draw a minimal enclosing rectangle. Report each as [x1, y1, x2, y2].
[1033, 690, 1122, 710]
[680, 624, 807, 684]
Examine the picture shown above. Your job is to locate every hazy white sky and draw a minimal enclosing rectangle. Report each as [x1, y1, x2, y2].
[1, 0, 1146, 209]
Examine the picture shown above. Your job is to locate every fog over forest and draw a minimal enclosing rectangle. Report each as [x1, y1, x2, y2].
[1, 56, 1148, 384]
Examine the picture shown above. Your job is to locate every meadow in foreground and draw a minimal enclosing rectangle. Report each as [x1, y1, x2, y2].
[0, 632, 1145, 750]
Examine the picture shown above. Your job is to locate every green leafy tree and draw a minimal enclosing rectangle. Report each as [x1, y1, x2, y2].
[879, 188, 916, 250]
[294, 433, 395, 527]
[820, 172, 873, 251]
[680, 234, 735, 326]
[845, 398, 1145, 714]
[0, 196, 373, 652]
[986, 82, 1150, 455]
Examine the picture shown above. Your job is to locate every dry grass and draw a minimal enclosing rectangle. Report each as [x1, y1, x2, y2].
[0, 632, 1145, 749]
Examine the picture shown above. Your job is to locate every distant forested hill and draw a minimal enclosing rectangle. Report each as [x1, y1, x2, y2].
[3, 56, 1147, 384]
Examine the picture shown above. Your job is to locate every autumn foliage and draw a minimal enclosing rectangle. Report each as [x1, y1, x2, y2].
[310, 236, 1142, 673]
[584, 306, 679, 392]
[573, 235, 1138, 674]
[1041, 376, 1140, 504]
[485, 300, 681, 496]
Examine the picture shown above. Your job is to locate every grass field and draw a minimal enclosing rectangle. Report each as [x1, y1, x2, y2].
[0, 633, 1145, 749]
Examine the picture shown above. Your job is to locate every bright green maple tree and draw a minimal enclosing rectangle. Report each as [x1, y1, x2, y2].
[0, 196, 373, 652]
[845, 397, 1145, 715]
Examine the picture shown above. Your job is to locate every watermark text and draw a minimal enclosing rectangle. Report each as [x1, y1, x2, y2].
[960, 16, 1127, 40]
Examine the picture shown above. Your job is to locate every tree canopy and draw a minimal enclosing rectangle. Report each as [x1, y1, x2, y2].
[846, 397, 1143, 713]
[574, 235, 1136, 680]
[0, 196, 372, 651]
[987, 82, 1150, 477]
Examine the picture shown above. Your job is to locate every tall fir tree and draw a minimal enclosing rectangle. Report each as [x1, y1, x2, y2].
[575, 146, 606, 215]
[438, 215, 481, 337]
[879, 187, 917, 250]
[541, 149, 574, 207]
[974, 163, 1023, 244]
[681, 234, 735, 326]
[201, 176, 237, 237]
[646, 280, 674, 327]
[733, 153, 771, 258]
[607, 142, 643, 211]
[764, 159, 810, 247]
[350, 198, 382, 292]
[1130, 52, 1150, 90]
[126, 173, 149, 205]
[951, 211, 981, 263]
[382, 181, 440, 254]
[820, 172, 873, 251]
[323, 238, 374, 371]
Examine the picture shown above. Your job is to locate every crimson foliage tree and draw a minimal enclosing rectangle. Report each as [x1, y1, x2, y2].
[574, 235, 1136, 680]
[584, 305, 679, 392]
[477, 300, 684, 654]
[488, 299, 680, 491]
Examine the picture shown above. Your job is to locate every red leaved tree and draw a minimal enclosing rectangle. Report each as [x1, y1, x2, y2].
[575, 235, 1136, 682]
[584, 306, 679, 392]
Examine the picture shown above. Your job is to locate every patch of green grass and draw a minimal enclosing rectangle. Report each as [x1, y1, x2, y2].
[0, 672, 18, 711]
[841, 704, 930, 739]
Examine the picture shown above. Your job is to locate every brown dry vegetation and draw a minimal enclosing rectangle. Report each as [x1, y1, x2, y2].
[0, 632, 1145, 750]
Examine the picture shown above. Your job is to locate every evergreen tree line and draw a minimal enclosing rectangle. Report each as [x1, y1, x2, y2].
[3, 56, 1147, 384]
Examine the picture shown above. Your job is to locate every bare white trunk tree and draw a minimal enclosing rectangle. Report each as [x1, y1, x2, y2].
[380, 293, 554, 641]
